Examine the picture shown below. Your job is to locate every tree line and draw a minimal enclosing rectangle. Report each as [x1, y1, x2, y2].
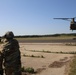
[14, 33, 76, 38]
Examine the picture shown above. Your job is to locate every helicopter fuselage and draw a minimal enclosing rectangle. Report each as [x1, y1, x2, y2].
[70, 21, 76, 30]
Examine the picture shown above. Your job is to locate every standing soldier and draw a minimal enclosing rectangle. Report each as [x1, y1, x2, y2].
[1, 31, 22, 75]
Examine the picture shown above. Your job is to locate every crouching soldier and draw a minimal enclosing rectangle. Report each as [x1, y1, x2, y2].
[1, 31, 22, 75]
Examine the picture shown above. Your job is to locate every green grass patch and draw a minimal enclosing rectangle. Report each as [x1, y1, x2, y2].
[25, 49, 76, 54]
[21, 67, 35, 73]
[65, 43, 76, 46]
[23, 54, 45, 58]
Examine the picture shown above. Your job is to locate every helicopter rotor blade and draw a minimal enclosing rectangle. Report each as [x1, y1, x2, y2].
[54, 16, 76, 19]
[53, 18, 71, 21]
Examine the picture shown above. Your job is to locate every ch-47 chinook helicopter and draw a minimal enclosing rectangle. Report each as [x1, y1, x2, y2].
[54, 17, 76, 31]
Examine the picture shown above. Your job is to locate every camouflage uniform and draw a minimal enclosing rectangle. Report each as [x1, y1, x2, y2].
[0, 52, 3, 75]
[1, 31, 22, 75]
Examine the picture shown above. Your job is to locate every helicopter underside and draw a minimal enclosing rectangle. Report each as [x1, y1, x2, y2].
[70, 23, 76, 30]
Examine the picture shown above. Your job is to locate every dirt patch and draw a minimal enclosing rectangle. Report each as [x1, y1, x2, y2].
[36, 68, 46, 74]
[22, 72, 30, 75]
[48, 60, 70, 68]
[49, 61, 65, 68]
[60, 57, 68, 61]
[22, 68, 46, 75]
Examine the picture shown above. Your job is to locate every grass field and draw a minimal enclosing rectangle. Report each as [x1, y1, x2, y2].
[15, 36, 76, 41]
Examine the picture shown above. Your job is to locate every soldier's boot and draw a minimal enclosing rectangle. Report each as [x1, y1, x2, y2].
[0, 69, 3, 75]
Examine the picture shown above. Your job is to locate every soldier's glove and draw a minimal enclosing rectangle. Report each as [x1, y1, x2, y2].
[0, 69, 3, 75]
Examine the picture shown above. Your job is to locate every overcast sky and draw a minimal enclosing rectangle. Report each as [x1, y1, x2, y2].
[0, 0, 76, 36]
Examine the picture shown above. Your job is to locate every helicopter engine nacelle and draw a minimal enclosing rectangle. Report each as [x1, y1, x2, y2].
[70, 23, 76, 30]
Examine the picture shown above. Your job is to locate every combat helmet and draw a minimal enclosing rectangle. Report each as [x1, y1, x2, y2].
[3, 31, 14, 39]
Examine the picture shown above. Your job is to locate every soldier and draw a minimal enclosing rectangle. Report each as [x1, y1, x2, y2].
[1, 31, 22, 75]
[0, 52, 3, 75]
